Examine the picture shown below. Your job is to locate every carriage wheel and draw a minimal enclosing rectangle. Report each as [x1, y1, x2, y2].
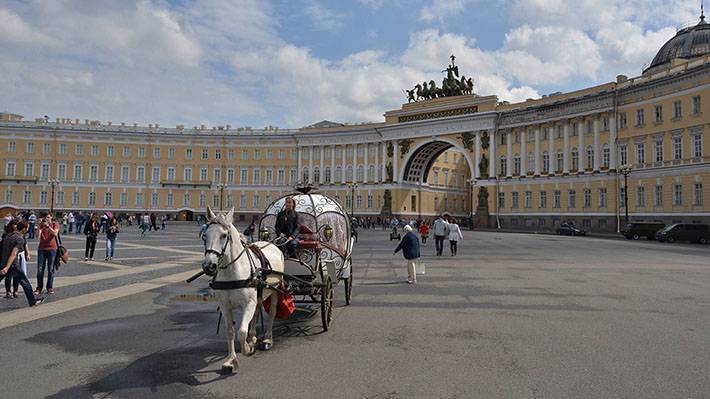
[320, 276, 333, 331]
[344, 259, 353, 306]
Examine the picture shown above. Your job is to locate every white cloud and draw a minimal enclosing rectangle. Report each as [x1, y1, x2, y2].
[419, 0, 472, 22]
[302, 0, 344, 31]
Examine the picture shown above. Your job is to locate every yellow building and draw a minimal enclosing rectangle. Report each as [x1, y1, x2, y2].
[1, 17, 708, 231]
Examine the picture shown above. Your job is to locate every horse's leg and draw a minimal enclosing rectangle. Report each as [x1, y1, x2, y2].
[220, 305, 238, 372]
[247, 302, 260, 350]
[238, 299, 258, 356]
[262, 290, 278, 350]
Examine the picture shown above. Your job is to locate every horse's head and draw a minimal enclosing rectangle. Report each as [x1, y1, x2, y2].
[202, 206, 237, 275]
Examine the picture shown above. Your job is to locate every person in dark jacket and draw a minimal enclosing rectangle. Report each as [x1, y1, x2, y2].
[394, 224, 421, 284]
[84, 214, 100, 261]
[275, 196, 300, 258]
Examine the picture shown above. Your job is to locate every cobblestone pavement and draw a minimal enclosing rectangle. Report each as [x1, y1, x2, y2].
[1, 223, 709, 398]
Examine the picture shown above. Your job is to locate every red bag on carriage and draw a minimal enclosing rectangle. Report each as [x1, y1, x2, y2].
[263, 281, 295, 319]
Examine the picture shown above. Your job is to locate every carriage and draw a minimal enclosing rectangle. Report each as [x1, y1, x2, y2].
[256, 187, 354, 331]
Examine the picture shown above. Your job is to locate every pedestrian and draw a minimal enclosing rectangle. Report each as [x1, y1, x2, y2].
[100, 212, 108, 233]
[84, 214, 100, 261]
[393, 225, 421, 284]
[161, 215, 167, 230]
[432, 216, 449, 256]
[141, 213, 150, 236]
[60, 212, 68, 234]
[150, 213, 158, 231]
[448, 218, 463, 256]
[199, 221, 209, 243]
[2, 220, 18, 298]
[36, 213, 60, 295]
[67, 212, 75, 233]
[75, 212, 84, 234]
[418, 221, 430, 246]
[27, 211, 37, 239]
[105, 217, 119, 261]
[7, 222, 31, 298]
[0, 221, 44, 307]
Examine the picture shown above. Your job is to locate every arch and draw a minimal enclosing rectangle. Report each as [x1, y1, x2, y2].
[399, 137, 475, 183]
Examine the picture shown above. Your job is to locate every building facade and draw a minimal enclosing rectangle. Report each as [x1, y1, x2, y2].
[1, 19, 709, 231]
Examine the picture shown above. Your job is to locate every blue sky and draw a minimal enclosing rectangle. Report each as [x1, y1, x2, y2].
[0, 0, 704, 128]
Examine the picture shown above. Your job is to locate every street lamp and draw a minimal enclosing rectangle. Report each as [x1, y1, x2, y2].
[215, 183, 227, 211]
[468, 178, 478, 229]
[48, 178, 60, 215]
[619, 164, 633, 225]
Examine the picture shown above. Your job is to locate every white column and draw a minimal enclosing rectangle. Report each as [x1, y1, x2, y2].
[341, 145, 346, 184]
[374, 142, 380, 182]
[610, 112, 618, 170]
[381, 142, 387, 182]
[319, 145, 324, 184]
[364, 143, 369, 183]
[593, 116, 600, 171]
[474, 132, 481, 178]
[297, 146, 303, 184]
[563, 122, 570, 174]
[534, 127, 541, 176]
[489, 132, 496, 178]
[521, 130, 527, 176]
[506, 131, 512, 177]
[392, 141, 399, 183]
[352, 144, 357, 182]
[548, 126, 554, 174]
[308, 146, 314, 183]
[578, 119, 584, 173]
[330, 145, 335, 184]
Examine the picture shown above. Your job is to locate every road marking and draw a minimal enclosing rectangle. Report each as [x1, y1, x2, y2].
[60, 235, 202, 255]
[80, 259, 131, 270]
[52, 257, 201, 287]
[0, 269, 200, 331]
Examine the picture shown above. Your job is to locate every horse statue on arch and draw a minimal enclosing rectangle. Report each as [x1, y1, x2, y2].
[201, 206, 285, 373]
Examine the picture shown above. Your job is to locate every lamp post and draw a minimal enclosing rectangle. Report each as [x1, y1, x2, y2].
[216, 183, 227, 211]
[619, 164, 632, 225]
[48, 178, 60, 216]
[468, 178, 478, 229]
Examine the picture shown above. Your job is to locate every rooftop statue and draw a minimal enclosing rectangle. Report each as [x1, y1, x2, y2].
[405, 54, 474, 102]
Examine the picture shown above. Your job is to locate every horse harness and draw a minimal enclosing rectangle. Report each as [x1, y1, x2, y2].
[204, 223, 274, 291]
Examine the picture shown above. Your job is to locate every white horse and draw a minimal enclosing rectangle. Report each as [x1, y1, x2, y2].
[201, 206, 284, 372]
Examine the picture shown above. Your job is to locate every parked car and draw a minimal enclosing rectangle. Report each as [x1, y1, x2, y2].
[655, 223, 710, 244]
[622, 222, 666, 240]
[556, 223, 586, 236]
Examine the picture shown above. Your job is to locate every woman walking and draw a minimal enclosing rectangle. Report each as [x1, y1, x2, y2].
[9, 222, 31, 298]
[448, 218, 463, 256]
[3, 220, 18, 298]
[105, 216, 119, 261]
[0, 221, 44, 307]
[36, 213, 59, 295]
[393, 225, 421, 284]
[418, 221, 430, 246]
[84, 214, 100, 261]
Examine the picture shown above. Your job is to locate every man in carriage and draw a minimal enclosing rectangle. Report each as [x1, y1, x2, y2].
[275, 196, 300, 258]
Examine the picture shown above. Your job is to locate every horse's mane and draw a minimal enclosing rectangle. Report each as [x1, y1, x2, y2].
[212, 213, 242, 242]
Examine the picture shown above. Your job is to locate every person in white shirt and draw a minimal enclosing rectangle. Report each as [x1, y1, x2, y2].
[448, 218, 463, 256]
[432, 216, 449, 256]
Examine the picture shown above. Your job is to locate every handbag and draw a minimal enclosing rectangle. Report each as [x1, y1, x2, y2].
[54, 233, 70, 270]
[416, 258, 426, 275]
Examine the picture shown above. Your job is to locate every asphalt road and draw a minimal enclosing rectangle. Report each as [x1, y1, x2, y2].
[1, 223, 709, 398]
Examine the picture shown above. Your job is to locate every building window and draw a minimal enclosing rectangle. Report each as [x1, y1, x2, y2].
[73, 165, 82, 181]
[90, 145, 98, 156]
[636, 186, 645, 207]
[553, 190, 561, 208]
[89, 165, 98, 181]
[107, 146, 114, 157]
[184, 167, 192, 181]
[586, 146, 594, 169]
[568, 190, 576, 208]
[356, 195, 362, 209]
[673, 100, 682, 119]
[24, 162, 34, 177]
[59, 144, 66, 155]
[368, 165, 376, 181]
[200, 168, 208, 181]
[571, 148, 579, 171]
[279, 149, 285, 160]
[254, 149, 261, 160]
[498, 192, 505, 209]
[253, 168, 261, 185]
[619, 112, 627, 129]
[123, 146, 130, 157]
[167, 167, 176, 181]
[635, 143, 645, 165]
[599, 188, 607, 208]
[539, 191, 547, 208]
[511, 192, 519, 208]
[120, 192, 128, 207]
[5, 161, 15, 177]
[136, 166, 145, 182]
[242, 149, 249, 161]
[619, 145, 628, 165]
[654, 105, 663, 123]
[524, 191, 532, 208]
[693, 95, 701, 115]
[500, 134, 506, 145]
[367, 194, 373, 208]
[21, 190, 30, 204]
[266, 169, 273, 185]
[602, 144, 610, 168]
[527, 153, 535, 172]
[583, 189, 592, 208]
[215, 149, 221, 160]
[201, 148, 208, 160]
[334, 167, 342, 182]
[654, 139, 664, 163]
[169, 148, 175, 159]
[302, 167, 309, 184]
[105, 192, 112, 206]
[121, 166, 129, 182]
[136, 193, 144, 206]
[356, 165, 364, 181]
[153, 147, 160, 159]
[39, 191, 47, 205]
[673, 184, 682, 206]
[41, 163, 49, 179]
[556, 152, 563, 172]
[587, 120, 593, 135]
[603, 116, 609, 131]
[673, 136, 683, 160]
[636, 109, 645, 126]
[199, 193, 206, 207]
[543, 127, 549, 140]
[167, 193, 173, 207]
[26, 142, 34, 154]
[571, 123, 578, 137]
[152, 167, 160, 182]
[7, 142, 16, 153]
[212, 194, 219, 208]
[654, 185, 663, 206]
[277, 169, 284, 185]
[542, 151, 550, 174]
[185, 148, 192, 160]
[252, 194, 259, 209]
[88, 192, 96, 206]
[106, 166, 114, 181]
[138, 147, 145, 158]
[345, 166, 353, 182]
[184, 193, 190, 207]
[72, 191, 80, 205]
[693, 135, 703, 158]
[693, 183, 703, 205]
[43, 143, 51, 154]
[513, 155, 521, 175]
[499, 157, 507, 176]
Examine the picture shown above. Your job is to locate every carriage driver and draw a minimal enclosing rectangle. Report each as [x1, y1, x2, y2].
[275, 196, 300, 258]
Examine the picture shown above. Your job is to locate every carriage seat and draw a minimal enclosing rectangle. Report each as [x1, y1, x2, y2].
[298, 225, 320, 250]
